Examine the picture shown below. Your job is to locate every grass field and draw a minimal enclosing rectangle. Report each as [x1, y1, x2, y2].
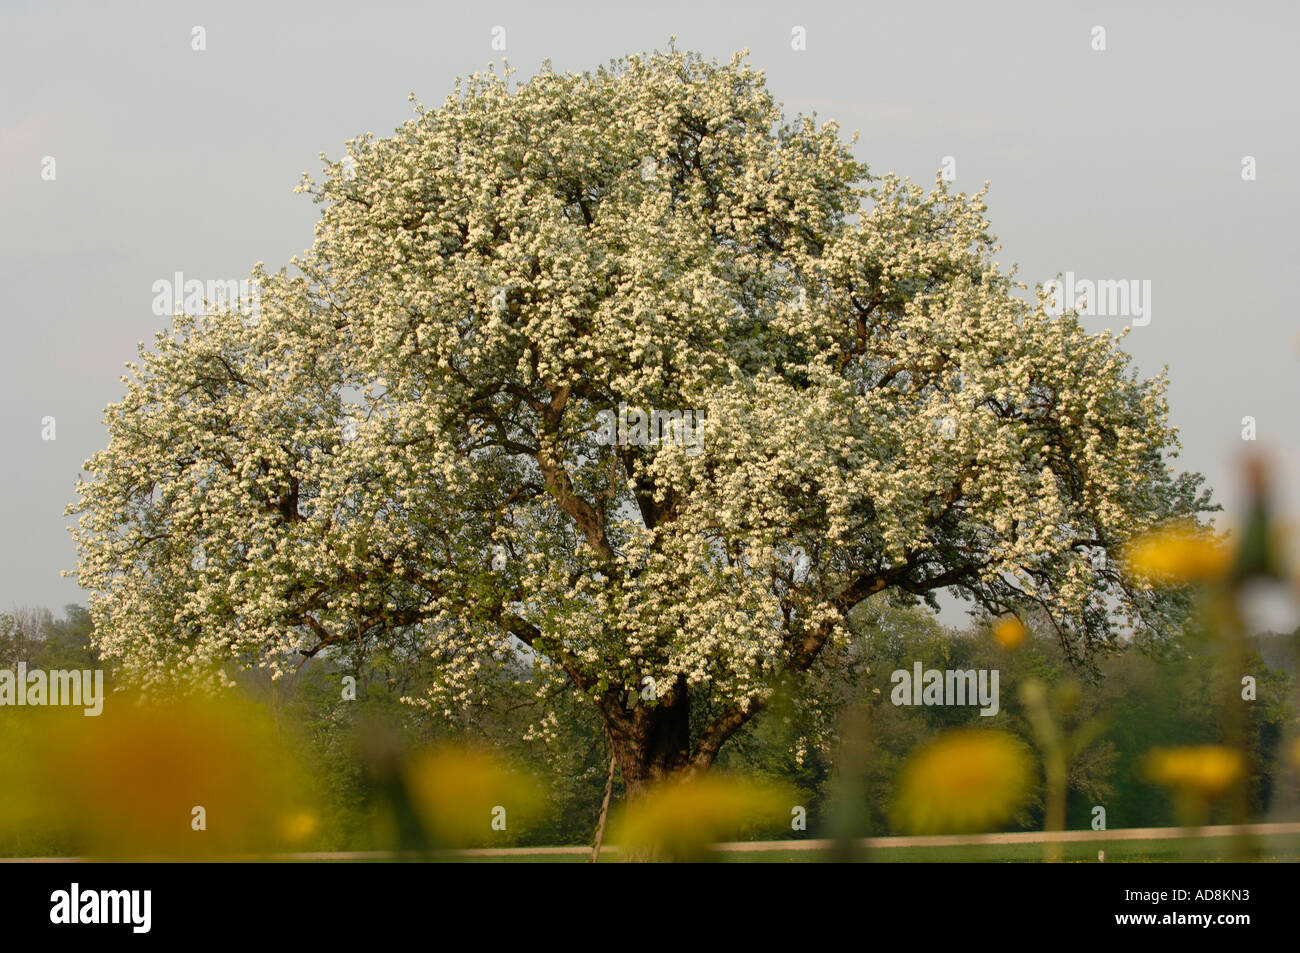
[707, 837, 1300, 863]
[442, 831, 1300, 863]
[12, 826, 1298, 863]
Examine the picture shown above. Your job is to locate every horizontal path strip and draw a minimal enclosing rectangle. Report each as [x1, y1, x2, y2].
[714, 821, 1300, 852]
[7, 822, 1300, 862]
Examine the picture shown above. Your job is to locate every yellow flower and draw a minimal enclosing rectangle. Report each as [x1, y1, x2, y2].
[1144, 746, 1244, 800]
[612, 774, 790, 861]
[404, 745, 542, 848]
[992, 616, 1026, 649]
[891, 729, 1033, 834]
[276, 809, 320, 844]
[4, 694, 307, 858]
[1122, 522, 1231, 585]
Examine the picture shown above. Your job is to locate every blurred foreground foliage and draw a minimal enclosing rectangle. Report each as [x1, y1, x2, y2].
[1, 592, 1293, 857]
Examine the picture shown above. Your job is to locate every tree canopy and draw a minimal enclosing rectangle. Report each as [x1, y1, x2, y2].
[69, 48, 1212, 786]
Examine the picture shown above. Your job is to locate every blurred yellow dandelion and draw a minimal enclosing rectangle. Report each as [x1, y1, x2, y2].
[1144, 746, 1244, 800]
[992, 616, 1026, 649]
[1122, 522, 1231, 585]
[276, 809, 320, 844]
[891, 729, 1033, 834]
[5, 694, 306, 858]
[404, 745, 542, 848]
[612, 774, 790, 861]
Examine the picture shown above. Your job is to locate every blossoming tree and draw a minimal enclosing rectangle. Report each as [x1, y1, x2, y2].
[70, 50, 1211, 790]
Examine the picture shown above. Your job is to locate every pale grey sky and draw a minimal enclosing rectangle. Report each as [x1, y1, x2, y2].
[2, 0, 1296, 619]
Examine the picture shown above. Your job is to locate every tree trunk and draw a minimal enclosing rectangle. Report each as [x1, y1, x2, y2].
[603, 675, 693, 796]
[596, 677, 695, 861]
